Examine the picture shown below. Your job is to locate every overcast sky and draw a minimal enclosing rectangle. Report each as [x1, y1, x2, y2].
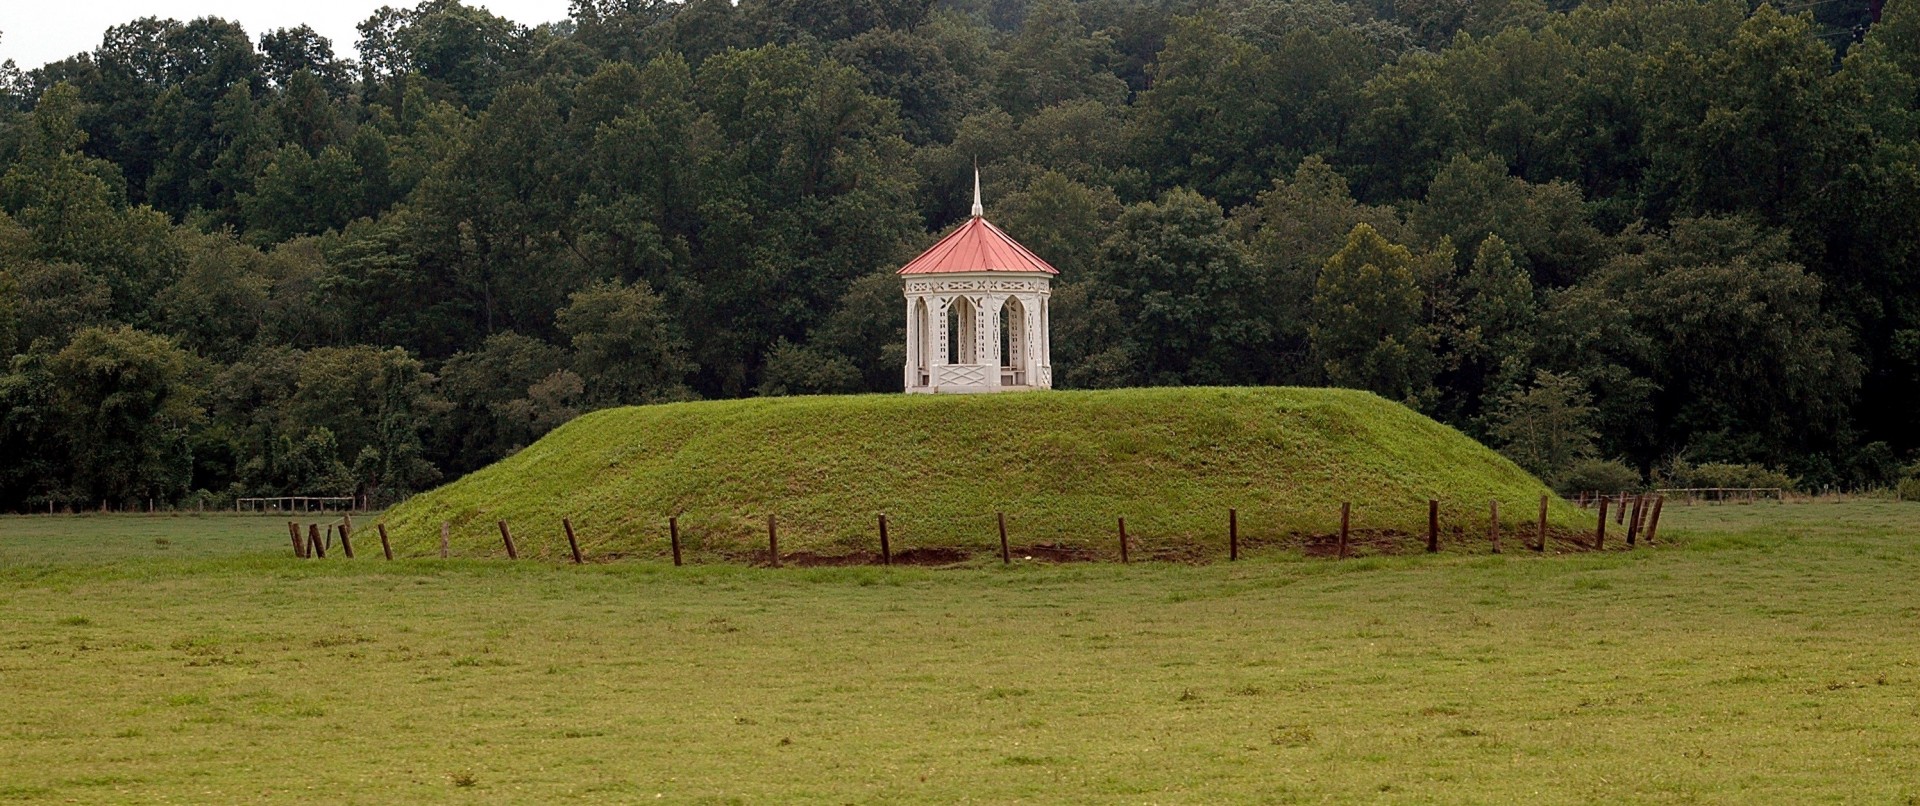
[1, 1, 573, 70]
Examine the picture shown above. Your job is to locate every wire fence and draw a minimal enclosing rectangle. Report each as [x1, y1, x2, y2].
[277, 494, 1674, 566]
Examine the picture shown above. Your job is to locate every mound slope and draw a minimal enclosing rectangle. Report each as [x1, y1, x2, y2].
[383, 387, 1583, 560]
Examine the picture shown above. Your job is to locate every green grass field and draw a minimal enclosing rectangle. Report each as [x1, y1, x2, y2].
[2, 501, 1917, 802]
[382, 387, 1584, 561]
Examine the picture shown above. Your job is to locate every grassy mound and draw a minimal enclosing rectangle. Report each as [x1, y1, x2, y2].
[382, 387, 1585, 560]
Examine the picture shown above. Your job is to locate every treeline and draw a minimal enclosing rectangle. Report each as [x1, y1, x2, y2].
[0, 0, 1917, 510]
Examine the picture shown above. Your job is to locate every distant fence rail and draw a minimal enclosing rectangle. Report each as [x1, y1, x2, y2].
[1654, 487, 1785, 504]
[237, 496, 358, 513]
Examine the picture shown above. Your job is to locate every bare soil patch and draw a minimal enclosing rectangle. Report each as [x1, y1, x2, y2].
[1011, 543, 1098, 563]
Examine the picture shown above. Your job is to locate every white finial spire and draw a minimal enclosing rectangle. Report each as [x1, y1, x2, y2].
[970, 164, 983, 218]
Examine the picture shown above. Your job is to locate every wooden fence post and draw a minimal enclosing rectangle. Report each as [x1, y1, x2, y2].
[1645, 496, 1666, 544]
[439, 522, 450, 558]
[1118, 517, 1129, 564]
[308, 523, 325, 558]
[1625, 495, 1644, 547]
[1489, 500, 1501, 554]
[768, 514, 780, 567]
[1616, 493, 1628, 525]
[1229, 508, 1239, 561]
[1427, 499, 1439, 553]
[288, 522, 305, 558]
[1338, 502, 1350, 559]
[498, 520, 517, 560]
[1536, 495, 1549, 553]
[669, 516, 683, 567]
[338, 521, 355, 559]
[879, 513, 892, 565]
[377, 523, 393, 561]
[1595, 497, 1609, 550]
[563, 518, 582, 564]
[997, 512, 1009, 565]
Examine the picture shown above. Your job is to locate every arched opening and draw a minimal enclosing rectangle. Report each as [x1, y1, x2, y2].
[912, 298, 931, 386]
[946, 297, 976, 365]
[1000, 297, 1027, 386]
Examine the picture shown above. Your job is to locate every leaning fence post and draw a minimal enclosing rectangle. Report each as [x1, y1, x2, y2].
[377, 523, 393, 561]
[1625, 495, 1644, 547]
[1427, 500, 1439, 553]
[879, 513, 892, 565]
[308, 523, 325, 558]
[498, 520, 517, 560]
[1595, 497, 1609, 550]
[1489, 500, 1501, 554]
[1645, 496, 1666, 544]
[1535, 495, 1549, 552]
[338, 520, 355, 559]
[997, 511, 1009, 565]
[1338, 502, 1350, 559]
[1229, 508, 1239, 561]
[1616, 493, 1628, 525]
[669, 516, 683, 566]
[288, 521, 306, 558]
[768, 514, 780, 567]
[563, 518, 583, 564]
[1118, 517, 1129, 564]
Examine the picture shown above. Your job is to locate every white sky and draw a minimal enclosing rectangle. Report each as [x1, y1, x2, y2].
[0, 1, 573, 70]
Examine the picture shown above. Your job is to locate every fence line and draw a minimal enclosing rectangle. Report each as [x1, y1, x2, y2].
[307, 495, 1679, 567]
[237, 496, 358, 514]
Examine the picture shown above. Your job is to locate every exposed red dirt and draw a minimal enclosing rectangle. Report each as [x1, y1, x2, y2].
[1012, 543, 1098, 563]
[782, 551, 878, 567]
[776, 547, 972, 567]
[890, 547, 971, 565]
[1297, 529, 1416, 558]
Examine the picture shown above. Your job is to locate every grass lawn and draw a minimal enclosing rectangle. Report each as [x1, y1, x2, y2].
[0, 501, 1917, 802]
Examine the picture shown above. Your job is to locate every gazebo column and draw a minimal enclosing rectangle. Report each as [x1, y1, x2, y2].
[1025, 294, 1042, 384]
[982, 293, 1002, 391]
[1039, 295, 1052, 388]
[936, 296, 952, 388]
[903, 296, 918, 390]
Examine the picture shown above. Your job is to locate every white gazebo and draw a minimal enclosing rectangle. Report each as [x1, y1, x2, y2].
[900, 173, 1057, 393]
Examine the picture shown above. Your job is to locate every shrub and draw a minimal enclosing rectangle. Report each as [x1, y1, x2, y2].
[1900, 477, 1920, 503]
[1662, 459, 1798, 491]
[1559, 458, 1640, 495]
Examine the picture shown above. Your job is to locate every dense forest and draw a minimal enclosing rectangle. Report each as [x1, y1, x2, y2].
[0, 0, 1916, 510]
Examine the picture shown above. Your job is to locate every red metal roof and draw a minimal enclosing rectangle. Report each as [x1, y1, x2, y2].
[897, 216, 1060, 276]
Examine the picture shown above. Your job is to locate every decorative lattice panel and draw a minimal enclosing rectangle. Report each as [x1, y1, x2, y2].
[938, 364, 989, 387]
